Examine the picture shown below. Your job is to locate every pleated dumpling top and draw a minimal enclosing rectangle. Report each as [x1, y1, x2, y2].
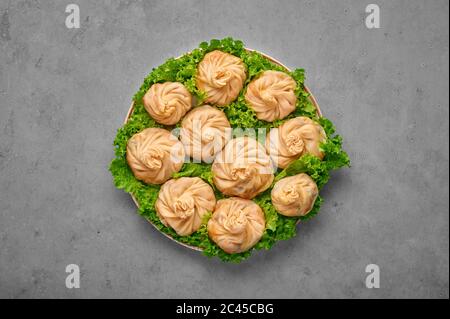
[208, 197, 265, 254]
[126, 128, 185, 184]
[143, 82, 192, 125]
[180, 105, 231, 163]
[212, 137, 274, 199]
[156, 177, 216, 236]
[271, 173, 319, 217]
[266, 116, 326, 168]
[196, 50, 246, 106]
[245, 70, 297, 122]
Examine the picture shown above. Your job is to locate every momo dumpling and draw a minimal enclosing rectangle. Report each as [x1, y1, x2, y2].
[156, 177, 216, 236]
[266, 116, 326, 168]
[180, 105, 231, 163]
[208, 197, 265, 254]
[212, 137, 274, 199]
[196, 50, 246, 106]
[126, 128, 185, 184]
[143, 82, 192, 125]
[245, 70, 297, 122]
[271, 173, 319, 217]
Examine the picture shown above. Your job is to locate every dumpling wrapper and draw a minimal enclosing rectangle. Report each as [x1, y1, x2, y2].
[271, 173, 319, 217]
[212, 137, 274, 199]
[126, 128, 185, 185]
[143, 82, 192, 125]
[196, 50, 246, 106]
[266, 116, 326, 169]
[180, 105, 231, 163]
[208, 197, 265, 254]
[245, 70, 297, 122]
[156, 177, 216, 236]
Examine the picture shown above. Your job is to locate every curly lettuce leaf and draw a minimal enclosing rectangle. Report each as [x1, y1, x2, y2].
[172, 163, 214, 186]
[253, 190, 279, 232]
[318, 117, 350, 170]
[275, 154, 330, 189]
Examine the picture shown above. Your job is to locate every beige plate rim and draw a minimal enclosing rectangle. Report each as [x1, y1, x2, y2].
[123, 48, 323, 252]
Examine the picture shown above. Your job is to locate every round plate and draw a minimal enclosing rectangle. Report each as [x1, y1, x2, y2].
[124, 48, 322, 252]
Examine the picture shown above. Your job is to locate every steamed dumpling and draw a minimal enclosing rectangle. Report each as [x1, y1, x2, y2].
[271, 173, 319, 217]
[143, 82, 192, 125]
[126, 128, 185, 184]
[196, 50, 246, 106]
[156, 177, 216, 236]
[180, 105, 231, 163]
[245, 70, 297, 122]
[208, 197, 265, 254]
[266, 116, 326, 168]
[212, 137, 274, 199]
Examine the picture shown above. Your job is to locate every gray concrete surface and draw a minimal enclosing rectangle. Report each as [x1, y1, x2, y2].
[0, 0, 448, 299]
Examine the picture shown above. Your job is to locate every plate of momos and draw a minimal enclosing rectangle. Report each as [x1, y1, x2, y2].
[113, 39, 342, 260]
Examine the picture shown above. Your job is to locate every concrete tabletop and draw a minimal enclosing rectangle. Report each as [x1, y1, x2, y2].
[0, 0, 448, 298]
